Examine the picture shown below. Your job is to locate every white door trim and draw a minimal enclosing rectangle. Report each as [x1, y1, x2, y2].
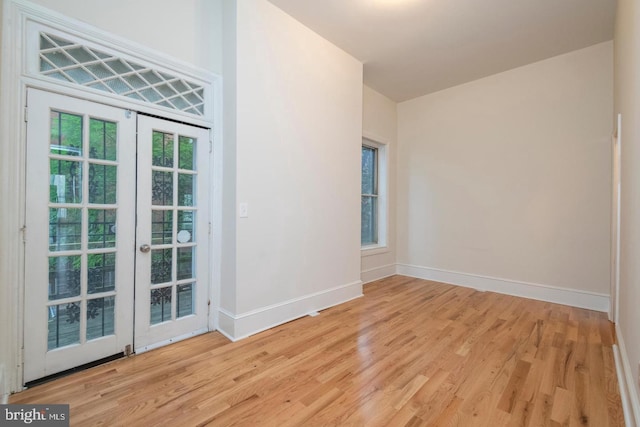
[610, 113, 622, 324]
[0, 0, 221, 393]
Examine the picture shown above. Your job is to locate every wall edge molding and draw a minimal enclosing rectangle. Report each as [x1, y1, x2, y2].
[214, 311, 238, 343]
[396, 263, 609, 312]
[615, 326, 640, 427]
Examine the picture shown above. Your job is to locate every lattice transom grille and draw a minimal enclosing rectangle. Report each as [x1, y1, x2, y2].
[39, 33, 205, 116]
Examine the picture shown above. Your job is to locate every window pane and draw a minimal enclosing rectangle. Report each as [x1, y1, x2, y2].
[50, 111, 82, 156]
[152, 131, 174, 167]
[48, 302, 81, 350]
[152, 210, 173, 245]
[89, 118, 117, 161]
[88, 209, 117, 249]
[362, 146, 376, 195]
[49, 208, 82, 252]
[177, 211, 195, 243]
[177, 283, 194, 318]
[361, 196, 377, 245]
[89, 164, 117, 204]
[152, 171, 173, 206]
[179, 136, 195, 170]
[177, 247, 194, 280]
[178, 174, 194, 206]
[50, 159, 83, 204]
[86, 296, 115, 340]
[48, 256, 81, 300]
[87, 253, 116, 294]
[150, 287, 172, 324]
[151, 248, 172, 284]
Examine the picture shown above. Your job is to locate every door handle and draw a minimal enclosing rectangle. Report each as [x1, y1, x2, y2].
[139, 244, 151, 253]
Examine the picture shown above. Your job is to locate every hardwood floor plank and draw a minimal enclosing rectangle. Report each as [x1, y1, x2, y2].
[497, 359, 532, 413]
[10, 276, 624, 426]
[550, 386, 572, 425]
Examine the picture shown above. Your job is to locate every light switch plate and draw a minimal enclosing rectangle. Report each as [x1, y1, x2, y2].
[239, 202, 248, 218]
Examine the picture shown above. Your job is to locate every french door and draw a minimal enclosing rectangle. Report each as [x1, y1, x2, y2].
[134, 115, 210, 352]
[23, 89, 210, 383]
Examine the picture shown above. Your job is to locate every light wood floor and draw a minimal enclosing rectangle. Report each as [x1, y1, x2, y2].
[11, 275, 624, 426]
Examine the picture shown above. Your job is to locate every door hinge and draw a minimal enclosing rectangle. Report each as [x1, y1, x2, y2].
[20, 225, 27, 243]
[208, 222, 212, 235]
[24, 106, 28, 123]
[125, 344, 132, 357]
[207, 299, 211, 307]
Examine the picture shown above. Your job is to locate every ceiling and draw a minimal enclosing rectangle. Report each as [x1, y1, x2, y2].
[267, 0, 616, 102]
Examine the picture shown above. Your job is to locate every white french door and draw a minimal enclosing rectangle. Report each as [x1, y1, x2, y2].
[23, 89, 210, 383]
[134, 115, 210, 352]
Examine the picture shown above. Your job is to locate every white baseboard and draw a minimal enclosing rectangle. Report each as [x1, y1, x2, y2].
[216, 280, 363, 341]
[361, 263, 396, 284]
[216, 309, 238, 342]
[615, 327, 640, 427]
[396, 264, 610, 312]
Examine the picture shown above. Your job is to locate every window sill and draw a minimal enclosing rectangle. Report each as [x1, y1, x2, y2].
[361, 245, 389, 257]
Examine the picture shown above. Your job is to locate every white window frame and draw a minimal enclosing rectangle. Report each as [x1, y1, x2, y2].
[361, 137, 388, 254]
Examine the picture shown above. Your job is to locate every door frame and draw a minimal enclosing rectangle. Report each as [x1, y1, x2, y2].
[0, 0, 222, 393]
[610, 113, 622, 324]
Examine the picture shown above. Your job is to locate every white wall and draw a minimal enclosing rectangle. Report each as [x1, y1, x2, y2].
[218, 0, 363, 339]
[362, 85, 397, 283]
[614, 0, 640, 422]
[27, 0, 222, 74]
[397, 42, 613, 301]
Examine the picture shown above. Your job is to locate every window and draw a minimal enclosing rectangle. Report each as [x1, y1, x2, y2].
[361, 145, 378, 245]
[361, 138, 387, 248]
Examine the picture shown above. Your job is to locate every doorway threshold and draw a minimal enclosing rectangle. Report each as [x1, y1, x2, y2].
[24, 352, 124, 389]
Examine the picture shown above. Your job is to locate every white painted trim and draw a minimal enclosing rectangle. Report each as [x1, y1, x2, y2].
[217, 281, 363, 341]
[214, 314, 238, 343]
[361, 264, 396, 284]
[209, 77, 224, 335]
[396, 264, 610, 312]
[614, 345, 635, 427]
[611, 113, 622, 323]
[615, 326, 640, 427]
[134, 328, 208, 354]
[0, 0, 28, 395]
[362, 136, 388, 249]
[362, 131, 391, 146]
